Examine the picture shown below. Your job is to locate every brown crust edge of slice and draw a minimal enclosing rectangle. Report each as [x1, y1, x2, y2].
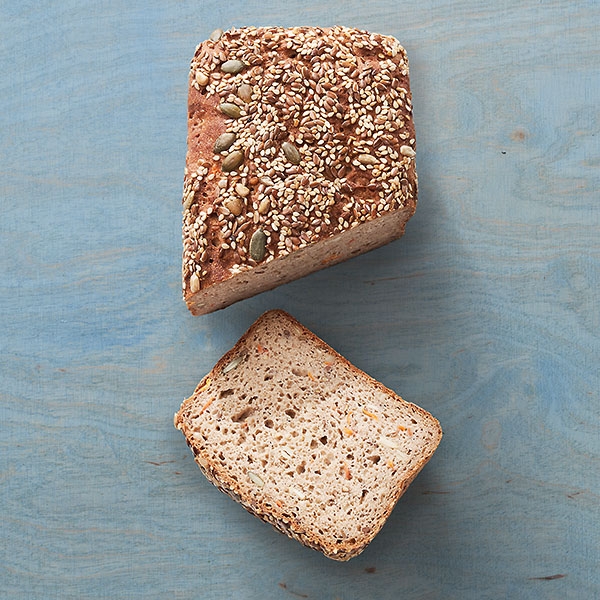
[174, 309, 442, 560]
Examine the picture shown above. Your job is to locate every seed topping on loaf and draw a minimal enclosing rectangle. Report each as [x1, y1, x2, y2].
[182, 26, 417, 294]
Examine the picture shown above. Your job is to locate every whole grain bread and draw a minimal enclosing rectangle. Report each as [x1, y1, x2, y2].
[174, 310, 442, 560]
[182, 26, 418, 315]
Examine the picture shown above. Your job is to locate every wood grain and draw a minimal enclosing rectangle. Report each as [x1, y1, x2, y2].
[1, 0, 598, 598]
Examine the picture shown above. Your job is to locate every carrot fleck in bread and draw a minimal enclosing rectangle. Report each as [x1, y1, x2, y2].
[182, 26, 418, 315]
[174, 310, 442, 560]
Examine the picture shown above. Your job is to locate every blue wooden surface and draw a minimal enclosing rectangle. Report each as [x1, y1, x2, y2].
[1, 1, 599, 598]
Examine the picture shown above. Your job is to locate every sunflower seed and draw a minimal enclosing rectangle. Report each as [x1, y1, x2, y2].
[400, 145, 416, 157]
[224, 197, 243, 216]
[219, 102, 241, 118]
[209, 28, 223, 42]
[248, 471, 264, 488]
[249, 229, 267, 261]
[379, 437, 399, 449]
[281, 141, 301, 165]
[235, 183, 250, 197]
[288, 486, 306, 500]
[189, 272, 200, 293]
[221, 59, 245, 74]
[222, 353, 246, 374]
[237, 83, 253, 102]
[258, 198, 270, 214]
[358, 153, 378, 165]
[182, 189, 195, 211]
[222, 150, 244, 172]
[213, 132, 236, 153]
[195, 71, 209, 86]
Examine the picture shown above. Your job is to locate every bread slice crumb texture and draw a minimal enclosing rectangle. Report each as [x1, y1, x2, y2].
[175, 310, 442, 560]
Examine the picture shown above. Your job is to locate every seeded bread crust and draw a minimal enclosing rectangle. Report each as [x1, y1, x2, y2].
[182, 26, 418, 315]
[174, 310, 442, 560]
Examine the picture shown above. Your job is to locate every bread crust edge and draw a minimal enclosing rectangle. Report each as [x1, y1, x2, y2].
[174, 309, 442, 560]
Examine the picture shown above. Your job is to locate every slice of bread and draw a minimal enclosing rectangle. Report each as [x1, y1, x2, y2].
[174, 310, 442, 560]
[182, 26, 417, 315]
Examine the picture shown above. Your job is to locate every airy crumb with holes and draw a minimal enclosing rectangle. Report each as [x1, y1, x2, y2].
[174, 310, 442, 560]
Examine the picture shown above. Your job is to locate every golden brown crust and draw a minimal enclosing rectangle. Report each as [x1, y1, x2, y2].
[175, 310, 442, 560]
[182, 27, 417, 314]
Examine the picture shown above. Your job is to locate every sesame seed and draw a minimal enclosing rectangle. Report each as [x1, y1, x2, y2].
[183, 26, 416, 285]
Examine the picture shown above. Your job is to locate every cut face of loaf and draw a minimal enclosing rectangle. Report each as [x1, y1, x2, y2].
[174, 310, 442, 560]
[182, 26, 418, 315]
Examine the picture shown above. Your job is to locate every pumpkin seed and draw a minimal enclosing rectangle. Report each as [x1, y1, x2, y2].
[237, 83, 253, 102]
[358, 153, 378, 166]
[400, 145, 416, 157]
[281, 141, 301, 165]
[218, 102, 241, 119]
[213, 132, 236, 153]
[209, 28, 223, 42]
[224, 197, 243, 216]
[249, 229, 267, 261]
[221, 150, 244, 172]
[221, 59, 245, 74]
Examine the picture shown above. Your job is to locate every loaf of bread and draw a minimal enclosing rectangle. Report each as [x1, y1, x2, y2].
[174, 310, 442, 560]
[182, 26, 418, 315]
